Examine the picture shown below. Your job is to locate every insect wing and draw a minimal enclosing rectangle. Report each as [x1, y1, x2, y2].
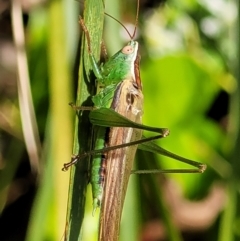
[99, 78, 143, 241]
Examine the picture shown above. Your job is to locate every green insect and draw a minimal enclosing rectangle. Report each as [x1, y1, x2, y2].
[63, 1, 206, 240]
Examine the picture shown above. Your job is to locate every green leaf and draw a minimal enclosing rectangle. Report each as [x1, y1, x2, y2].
[64, 1, 104, 241]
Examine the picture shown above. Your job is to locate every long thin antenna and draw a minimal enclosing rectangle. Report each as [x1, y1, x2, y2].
[104, 12, 133, 39]
[132, 0, 139, 39]
[104, 0, 140, 40]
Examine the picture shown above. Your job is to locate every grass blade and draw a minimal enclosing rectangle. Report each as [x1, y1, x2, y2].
[64, 0, 104, 240]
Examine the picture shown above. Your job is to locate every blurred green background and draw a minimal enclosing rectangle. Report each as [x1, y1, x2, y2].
[0, 0, 239, 241]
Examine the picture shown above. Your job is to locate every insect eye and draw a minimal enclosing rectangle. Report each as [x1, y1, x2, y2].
[122, 46, 134, 54]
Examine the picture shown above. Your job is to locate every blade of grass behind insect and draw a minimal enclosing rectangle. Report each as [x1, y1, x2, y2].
[219, 2, 240, 240]
[137, 150, 183, 241]
[120, 173, 141, 241]
[25, 0, 75, 240]
[11, 0, 41, 174]
[64, 0, 104, 240]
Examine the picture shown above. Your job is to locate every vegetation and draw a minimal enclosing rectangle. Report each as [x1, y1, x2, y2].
[0, 0, 239, 240]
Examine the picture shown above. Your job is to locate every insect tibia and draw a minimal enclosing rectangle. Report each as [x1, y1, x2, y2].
[100, 40, 108, 61]
[69, 102, 95, 111]
[62, 154, 84, 171]
[131, 162, 207, 174]
[131, 167, 207, 174]
[62, 163, 72, 172]
[79, 16, 92, 54]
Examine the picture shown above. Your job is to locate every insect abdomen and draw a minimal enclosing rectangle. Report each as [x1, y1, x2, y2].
[91, 127, 109, 211]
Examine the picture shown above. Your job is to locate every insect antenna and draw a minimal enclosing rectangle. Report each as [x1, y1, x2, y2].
[104, 12, 132, 39]
[132, 0, 139, 39]
[104, 0, 139, 40]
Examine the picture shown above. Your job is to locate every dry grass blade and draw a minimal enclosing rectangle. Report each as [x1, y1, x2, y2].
[11, 0, 41, 174]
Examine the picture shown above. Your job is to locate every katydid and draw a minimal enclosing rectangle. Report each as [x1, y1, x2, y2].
[62, 2, 206, 240]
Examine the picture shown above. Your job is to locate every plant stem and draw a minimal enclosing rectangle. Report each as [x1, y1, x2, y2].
[64, 1, 104, 240]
